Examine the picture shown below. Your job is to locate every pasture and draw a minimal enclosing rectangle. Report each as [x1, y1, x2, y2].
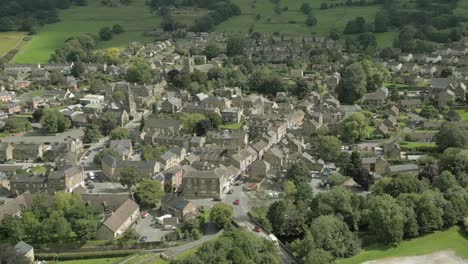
[0, 32, 27, 57]
[12, 0, 164, 63]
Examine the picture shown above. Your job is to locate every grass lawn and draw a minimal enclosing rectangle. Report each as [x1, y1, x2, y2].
[57, 257, 124, 264]
[13, 0, 165, 63]
[456, 109, 468, 121]
[400, 141, 436, 148]
[338, 226, 468, 264]
[219, 123, 244, 130]
[0, 32, 27, 57]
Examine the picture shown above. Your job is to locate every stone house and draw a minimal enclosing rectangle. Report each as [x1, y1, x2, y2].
[221, 107, 242, 123]
[160, 194, 198, 221]
[96, 199, 140, 240]
[181, 165, 239, 198]
[383, 115, 398, 128]
[109, 139, 133, 160]
[161, 97, 182, 113]
[362, 157, 390, 173]
[248, 160, 270, 182]
[101, 155, 160, 181]
[11, 144, 45, 161]
[15, 241, 34, 263]
[0, 103, 21, 115]
[374, 123, 389, 137]
[383, 142, 401, 159]
[163, 165, 184, 191]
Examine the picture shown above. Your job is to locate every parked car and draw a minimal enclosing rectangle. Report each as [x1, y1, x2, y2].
[213, 196, 222, 201]
[227, 189, 233, 194]
[141, 211, 149, 218]
[139, 236, 148, 242]
[254, 226, 262, 233]
[233, 199, 240, 205]
[163, 225, 176, 230]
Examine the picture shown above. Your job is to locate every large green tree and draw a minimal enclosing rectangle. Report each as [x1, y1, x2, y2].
[339, 112, 369, 143]
[209, 203, 233, 229]
[337, 62, 367, 104]
[40, 109, 71, 133]
[136, 179, 164, 208]
[310, 215, 360, 258]
[367, 195, 405, 245]
[317, 135, 342, 161]
[83, 124, 102, 143]
[125, 59, 154, 84]
[435, 122, 468, 152]
[119, 167, 140, 188]
[286, 161, 310, 186]
[109, 127, 130, 140]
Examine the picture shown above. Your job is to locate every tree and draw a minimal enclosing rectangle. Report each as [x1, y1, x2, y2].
[203, 43, 220, 60]
[317, 135, 341, 161]
[339, 112, 369, 142]
[71, 60, 85, 77]
[206, 113, 222, 128]
[181, 113, 206, 133]
[140, 145, 166, 161]
[112, 24, 124, 34]
[125, 59, 154, 84]
[310, 215, 360, 258]
[136, 179, 164, 208]
[304, 249, 334, 264]
[337, 62, 367, 104]
[433, 170, 459, 192]
[306, 15, 318, 26]
[194, 119, 211, 136]
[328, 172, 348, 186]
[226, 36, 245, 56]
[352, 167, 374, 190]
[290, 230, 315, 260]
[102, 48, 121, 65]
[0, 244, 30, 264]
[120, 167, 140, 188]
[435, 122, 468, 152]
[3, 118, 32, 133]
[99, 27, 113, 41]
[310, 186, 362, 231]
[373, 174, 429, 198]
[83, 124, 102, 144]
[438, 148, 468, 187]
[40, 109, 71, 133]
[419, 104, 439, 119]
[368, 195, 404, 245]
[209, 203, 233, 229]
[300, 3, 312, 14]
[74, 219, 97, 242]
[109, 127, 130, 140]
[357, 32, 377, 51]
[286, 161, 310, 186]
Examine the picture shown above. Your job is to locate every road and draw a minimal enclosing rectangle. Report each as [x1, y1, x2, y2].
[160, 228, 222, 260]
[223, 184, 297, 264]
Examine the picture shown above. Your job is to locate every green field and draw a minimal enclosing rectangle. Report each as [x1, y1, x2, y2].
[13, 0, 164, 63]
[0, 32, 26, 57]
[456, 109, 468, 121]
[217, 0, 384, 37]
[401, 141, 436, 148]
[338, 226, 468, 264]
[57, 257, 123, 264]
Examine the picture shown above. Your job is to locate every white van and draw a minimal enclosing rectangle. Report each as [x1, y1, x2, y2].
[268, 234, 279, 245]
[88, 171, 95, 180]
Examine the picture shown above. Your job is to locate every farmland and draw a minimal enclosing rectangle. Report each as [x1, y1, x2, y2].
[216, 0, 395, 47]
[12, 0, 164, 63]
[0, 32, 27, 57]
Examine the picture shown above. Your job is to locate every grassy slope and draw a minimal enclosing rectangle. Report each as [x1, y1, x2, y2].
[338, 226, 468, 264]
[58, 257, 123, 264]
[0, 32, 27, 57]
[13, 0, 162, 63]
[217, 0, 386, 40]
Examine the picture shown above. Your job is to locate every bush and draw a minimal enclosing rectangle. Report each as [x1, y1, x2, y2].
[328, 173, 348, 186]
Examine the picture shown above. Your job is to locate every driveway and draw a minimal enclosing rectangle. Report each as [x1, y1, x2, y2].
[135, 211, 173, 242]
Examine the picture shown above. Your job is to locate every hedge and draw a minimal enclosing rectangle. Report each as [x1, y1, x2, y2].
[35, 249, 139, 261]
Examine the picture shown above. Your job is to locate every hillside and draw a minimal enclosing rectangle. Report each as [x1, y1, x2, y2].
[12, 0, 164, 63]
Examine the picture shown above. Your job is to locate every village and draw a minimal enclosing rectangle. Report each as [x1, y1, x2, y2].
[0, 31, 467, 263]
